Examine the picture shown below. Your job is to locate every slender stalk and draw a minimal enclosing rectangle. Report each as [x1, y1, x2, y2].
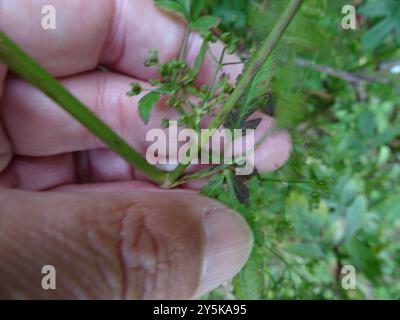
[162, 48, 225, 187]
[167, 164, 227, 188]
[0, 31, 166, 184]
[179, 27, 190, 61]
[209, 0, 303, 130]
[165, 0, 303, 186]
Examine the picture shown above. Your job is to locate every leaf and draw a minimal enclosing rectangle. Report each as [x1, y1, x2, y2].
[322, 219, 345, 246]
[233, 250, 264, 299]
[359, 1, 391, 18]
[177, 0, 191, 14]
[237, 56, 274, 125]
[371, 127, 400, 148]
[359, 0, 400, 51]
[344, 196, 368, 241]
[208, 0, 247, 32]
[200, 173, 225, 198]
[180, 165, 225, 186]
[154, 0, 188, 19]
[362, 17, 397, 51]
[396, 21, 400, 42]
[138, 92, 160, 125]
[233, 176, 250, 205]
[346, 237, 381, 282]
[190, 39, 209, 76]
[357, 110, 375, 137]
[225, 170, 245, 206]
[190, 15, 221, 31]
[286, 243, 325, 260]
[191, 0, 206, 20]
[241, 118, 262, 131]
[375, 195, 400, 222]
[285, 191, 327, 240]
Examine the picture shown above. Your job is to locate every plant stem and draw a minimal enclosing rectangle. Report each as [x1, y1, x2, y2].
[179, 27, 190, 61]
[209, 0, 303, 130]
[165, 0, 303, 187]
[167, 164, 227, 188]
[0, 31, 166, 185]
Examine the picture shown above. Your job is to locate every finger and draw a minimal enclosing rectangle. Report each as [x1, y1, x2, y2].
[0, 154, 75, 190]
[0, 0, 241, 82]
[0, 150, 213, 190]
[1, 72, 291, 175]
[51, 181, 159, 193]
[0, 188, 253, 299]
[0, 150, 142, 190]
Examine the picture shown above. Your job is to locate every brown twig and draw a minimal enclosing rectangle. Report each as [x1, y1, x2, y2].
[294, 58, 390, 84]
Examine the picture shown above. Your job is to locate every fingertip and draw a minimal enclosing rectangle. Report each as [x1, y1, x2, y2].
[194, 204, 253, 297]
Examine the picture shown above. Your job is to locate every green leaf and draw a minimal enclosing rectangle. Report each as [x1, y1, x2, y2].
[322, 219, 345, 246]
[241, 118, 262, 131]
[285, 191, 327, 240]
[225, 170, 244, 206]
[177, 0, 191, 14]
[190, 39, 209, 76]
[200, 173, 225, 198]
[233, 176, 250, 205]
[344, 196, 368, 241]
[191, 0, 205, 20]
[346, 237, 381, 282]
[286, 243, 325, 260]
[396, 21, 400, 42]
[138, 92, 160, 125]
[375, 195, 400, 222]
[357, 110, 375, 137]
[190, 15, 221, 31]
[359, 1, 391, 18]
[371, 127, 400, 148]
[362, 17, 397, 51]
[233, 251, 264, 299]
[237, 56, 274, 125]
[154, 0, 188, 19]
[208, 0, 247, 31]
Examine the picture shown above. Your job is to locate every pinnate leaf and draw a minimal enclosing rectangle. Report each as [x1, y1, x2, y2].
[139, 92, 161, 125]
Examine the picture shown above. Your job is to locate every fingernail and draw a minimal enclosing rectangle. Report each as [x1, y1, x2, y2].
[196, 208, 253, 297]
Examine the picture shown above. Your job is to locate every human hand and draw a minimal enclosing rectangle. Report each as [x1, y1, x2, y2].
[0, 0, 291, 299]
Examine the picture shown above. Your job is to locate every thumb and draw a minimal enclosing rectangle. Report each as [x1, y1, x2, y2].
[0, 188, 253, 299]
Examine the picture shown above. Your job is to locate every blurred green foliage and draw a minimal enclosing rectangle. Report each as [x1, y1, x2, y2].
[203, 0, 400, 299]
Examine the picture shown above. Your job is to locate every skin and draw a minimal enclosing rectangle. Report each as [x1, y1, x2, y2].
[0, 0, 292, 299]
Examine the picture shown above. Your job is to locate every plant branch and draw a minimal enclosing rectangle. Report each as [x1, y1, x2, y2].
[168, 164, 227, 188]
[209, 0, 303, 130]
[0, 31, 166, 185]
[179, 27, 190, 61]
[294, 58, 390, 84]
[165, 0, 303, 187]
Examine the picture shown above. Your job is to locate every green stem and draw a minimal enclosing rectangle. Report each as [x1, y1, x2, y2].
[209, 0, 303, 130]
[0, 31, 166, 185]
[179, 27, 190, 61]
[165, 0, 303, 186]
[163, 48, 225, 186]
[167, 164, 227, 188]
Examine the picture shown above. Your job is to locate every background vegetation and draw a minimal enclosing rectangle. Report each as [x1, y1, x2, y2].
[202, 0, 400, 300]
